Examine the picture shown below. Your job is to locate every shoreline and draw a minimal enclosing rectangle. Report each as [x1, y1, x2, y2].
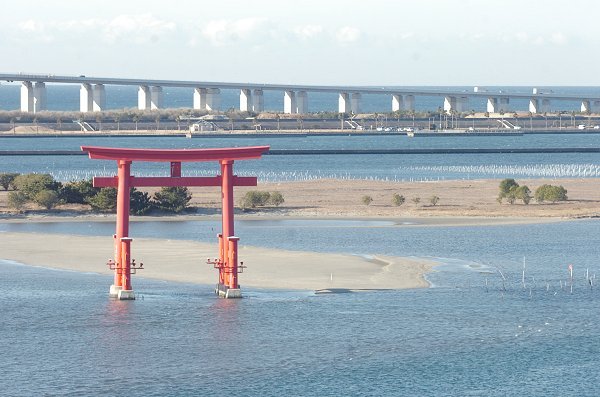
[0, 232, 436, 292]
[2, 178, 599, 220]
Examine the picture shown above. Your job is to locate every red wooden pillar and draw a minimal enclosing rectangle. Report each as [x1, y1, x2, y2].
[220, 160, 237, 289]
[113, 160, 134, 298]
[170, 161, 181, 177]
[228, 236, 240, 289]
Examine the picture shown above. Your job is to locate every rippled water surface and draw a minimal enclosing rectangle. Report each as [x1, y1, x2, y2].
[3, 134, 600, 181]
[1, 220, 600, 395]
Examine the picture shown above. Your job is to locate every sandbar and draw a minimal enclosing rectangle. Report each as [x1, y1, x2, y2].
[0, 232, 435, 291]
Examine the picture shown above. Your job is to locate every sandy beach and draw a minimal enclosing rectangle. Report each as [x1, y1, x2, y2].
[1, 178, 599, 220]
[0, 232, 435, 291]
[1, 177, 597, 291]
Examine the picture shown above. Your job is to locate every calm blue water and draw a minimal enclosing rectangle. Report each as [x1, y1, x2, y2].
[1, 219, 600, 395]
[2, 134, 600, 181]
[1, 84, 599, 112]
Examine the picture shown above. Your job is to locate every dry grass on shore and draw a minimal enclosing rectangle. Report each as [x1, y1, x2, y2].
[0, 178, 599, 220]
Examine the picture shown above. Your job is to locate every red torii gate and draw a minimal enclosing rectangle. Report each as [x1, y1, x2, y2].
[81, 145, 270, 300]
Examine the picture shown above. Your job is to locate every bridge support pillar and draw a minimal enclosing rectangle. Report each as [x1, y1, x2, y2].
[205, 88, 220, 111]
[296, 91, 308, 114]
[138, 85, 151, 110]
[443, 96, 455, 114]
[80, 83, 93, 113]
[240, 89, 252, 112]
[541, 99, 551, 113]
[351, 93, 361, 114]
[405, 95, 415, 111]
[33, 82, 47, 112]
[582, 100, 600, 113]
[284, 90, 297, 114]
[92, 84, 106, 112]
[498, 97, 510, 112]
[392, 94, 404, 112]
[150, 86, 163, 110]
[487, 97, 498, 113]
[193, 88, 207, 110]
[252, 89, 264, 113]
[20, 81, 34, 112]
[338, 92, 350, 113]
[456, 96, 468, 113]
[529, 98, 539, 114]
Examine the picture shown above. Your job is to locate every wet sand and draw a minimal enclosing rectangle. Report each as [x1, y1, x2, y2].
[0, 232, 436, 291]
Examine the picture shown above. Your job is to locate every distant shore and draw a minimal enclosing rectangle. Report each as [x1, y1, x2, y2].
[2, 177, 597, 291]
[1, 178, 598, 220]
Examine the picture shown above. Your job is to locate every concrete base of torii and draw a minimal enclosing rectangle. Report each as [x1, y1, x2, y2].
[215, 283, 242, 299]
[109, 284, 136, 300]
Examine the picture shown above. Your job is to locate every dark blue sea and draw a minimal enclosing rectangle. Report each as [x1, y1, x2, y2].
[2, 134, 600, 182]
[1, 219, 600, 396]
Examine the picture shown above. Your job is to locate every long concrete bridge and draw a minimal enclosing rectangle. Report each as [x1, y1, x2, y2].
[2, 72, 600, 115]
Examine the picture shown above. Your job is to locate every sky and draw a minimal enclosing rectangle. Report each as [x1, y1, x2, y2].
[2, 0, 600, 86]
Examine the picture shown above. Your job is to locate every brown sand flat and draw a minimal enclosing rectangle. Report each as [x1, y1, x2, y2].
[0, 232, 436, 291]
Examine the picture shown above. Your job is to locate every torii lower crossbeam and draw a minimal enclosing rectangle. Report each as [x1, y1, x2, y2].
[82, 145, 270, 300]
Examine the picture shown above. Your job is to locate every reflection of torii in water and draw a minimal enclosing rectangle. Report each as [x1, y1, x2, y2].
[82, 145, 270, 300]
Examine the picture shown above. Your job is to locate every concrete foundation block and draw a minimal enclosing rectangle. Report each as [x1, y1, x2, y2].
[109, 284, 122, 298]
[117, 290, 136, 300]
[215, 283, 242, 299]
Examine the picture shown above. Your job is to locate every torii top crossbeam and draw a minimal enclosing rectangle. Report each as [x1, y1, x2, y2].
[81, 145, 270, 300]
[82, 145, 270, 162]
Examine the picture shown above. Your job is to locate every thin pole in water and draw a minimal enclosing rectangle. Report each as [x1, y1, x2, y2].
[522, 257, 526, 289]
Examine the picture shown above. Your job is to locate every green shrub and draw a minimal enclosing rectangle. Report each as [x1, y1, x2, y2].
[515, 185, 531, 205]
[130, 188, 153, 215]
[535, 184, 568, 203]
[268, 191, 284, 206]
[499, 178, 519, 195]
[11, 173, 61, 199]
[412, 197, 421, 205]
[392, 193, 405, 206]
[153, 187, 192, 213]
[34, 190, 61, 210]
[7, 191, 28, 210]
[498, 178, 519, 203]
[362, 195, 373, 205]
[0, 173, 19, 190]
[429, 195, 440, 206]
[239, 191, 271, 209]
[60, 179, 97, 204]
[87, 187, 117, 212]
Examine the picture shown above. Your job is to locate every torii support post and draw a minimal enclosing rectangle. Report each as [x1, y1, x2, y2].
[109, 160, 135, 300]
[82, 145, 269, 300]
[215, 160, 241, 298]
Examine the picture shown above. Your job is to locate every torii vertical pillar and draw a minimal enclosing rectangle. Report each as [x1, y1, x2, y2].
[82, 145, 270, 300]
[110, 160, 135, 300]
[216, 159, 242, 298]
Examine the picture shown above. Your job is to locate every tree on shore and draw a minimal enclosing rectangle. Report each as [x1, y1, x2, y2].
[497, 179, 531, 204]
[8, 191, 28, 210]
[429, 195, 440, 206]
[113, 114, 121, 131]
[0, 173, 19, 190]
[153, 187, 192, 213]
[535, 184, 568, 203]
[392, 193, 405, 206]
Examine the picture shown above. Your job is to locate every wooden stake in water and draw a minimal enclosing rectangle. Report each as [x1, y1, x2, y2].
[522, 257, 526, 289]
[568, 264, 573, 294]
